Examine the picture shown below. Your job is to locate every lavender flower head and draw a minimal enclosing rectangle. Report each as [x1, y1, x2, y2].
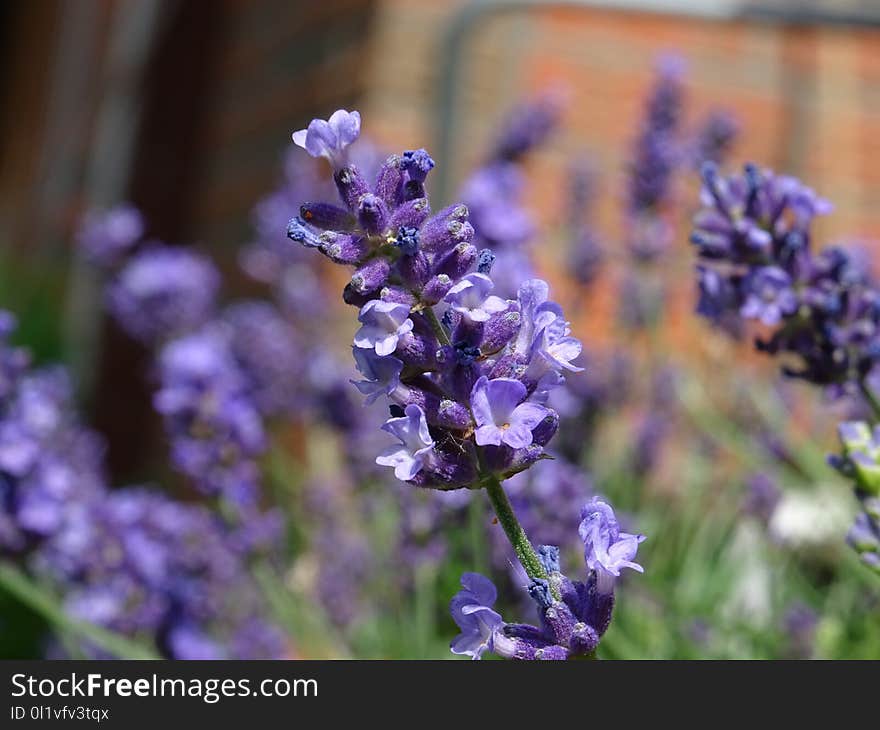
[450, 499, 644, 660]
[108, 246, 220, 345]
[287, 110, 583, 490]
[688, 162, 880, 390]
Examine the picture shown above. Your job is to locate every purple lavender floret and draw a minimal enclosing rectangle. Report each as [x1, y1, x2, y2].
[76, 205, 144, 267]
[353, 300, 414, 357]
[579, 497, 645, 593]
[375, 404, 435, 481]
[451, 499, 644, 660]
[471, 376, 548, 449]
[292, 109, 361, 169]
[740, 266, 798, 326]
[288, 110, 582, 489]
[445, 273, 507, 324]
[449, 572, 505, 659]
[108, 245, 220, 345]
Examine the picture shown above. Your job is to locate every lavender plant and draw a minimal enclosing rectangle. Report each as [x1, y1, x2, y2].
[690, 161, 880, 575]
[287, 109, 643, 658]
[0, 309, 284, 658]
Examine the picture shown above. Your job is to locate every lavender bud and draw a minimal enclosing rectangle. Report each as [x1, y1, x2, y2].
[379, 286, 416, 307]
[436, 243, 478, 280]
[398, 251, 430, 290]
[480, 309, 521, 354]
[350, 258, 391, 295]
[319, 233, 370, 264]
[401, 149, 435, 183]
[375, 154, 404, 207]
[300, 202, 356, 231]
[357, 193, 390, 235]
[570, 623, 600, 656]
[395, 330, 437, 369]
[421, 274, 454, 305]
[531, 410, 559, 446]
[389, 198, 431, 230]
[334, 164, 369, 212]
[477, 249, 496, 274]
[421, 216, 474, 257]
[286, 217, 322, 248]
[436, 399, 472, 430]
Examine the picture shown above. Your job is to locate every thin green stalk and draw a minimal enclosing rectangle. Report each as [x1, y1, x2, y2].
[859, 378, 880, 423]
[0, 561, 160, 659]
[422, 306, 451, 347]
[482, 475, 556, 597]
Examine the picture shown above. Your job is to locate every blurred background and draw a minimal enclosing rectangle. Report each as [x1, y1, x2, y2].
[1, 0, 879, 659]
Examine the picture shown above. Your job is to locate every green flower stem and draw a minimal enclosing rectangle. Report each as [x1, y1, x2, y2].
[0, 561, 160, 659]
[859, 378, 880, 422]
[483, 474, 559, 599]
[423, 306, 451, 347]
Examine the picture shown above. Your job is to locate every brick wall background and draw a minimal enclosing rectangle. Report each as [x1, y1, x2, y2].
[1, 0, 879, 475]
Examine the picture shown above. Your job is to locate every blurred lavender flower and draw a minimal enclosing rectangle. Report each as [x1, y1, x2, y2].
[76, 205, 144, 267]
[625, 54, 685, 261]
[567, 158, 604, 287]
[691, 110, 739, 168]
[154, 328, 266, 505]
[108, 246, 220, 345]
[689, 162, 880, 395]
[460, 96, 561, 297]
[491, 93, 563, 163]
[222, 301, 304, 416]
[0, 322, 105, 554]
[38, 489, 285, 659]
[782, 602, 818, 659]
[742, 472, 782, 525]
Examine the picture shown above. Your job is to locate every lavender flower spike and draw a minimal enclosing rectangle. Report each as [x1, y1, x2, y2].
[471, 376, 549, 449]
[353, 300, 413, 357]
[375, 404, 435, 481]
[579, 497, 645, 593]
[444, 272, 508, 323]
[449, 572, 505, 660]
[292, 109, 361, 169]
